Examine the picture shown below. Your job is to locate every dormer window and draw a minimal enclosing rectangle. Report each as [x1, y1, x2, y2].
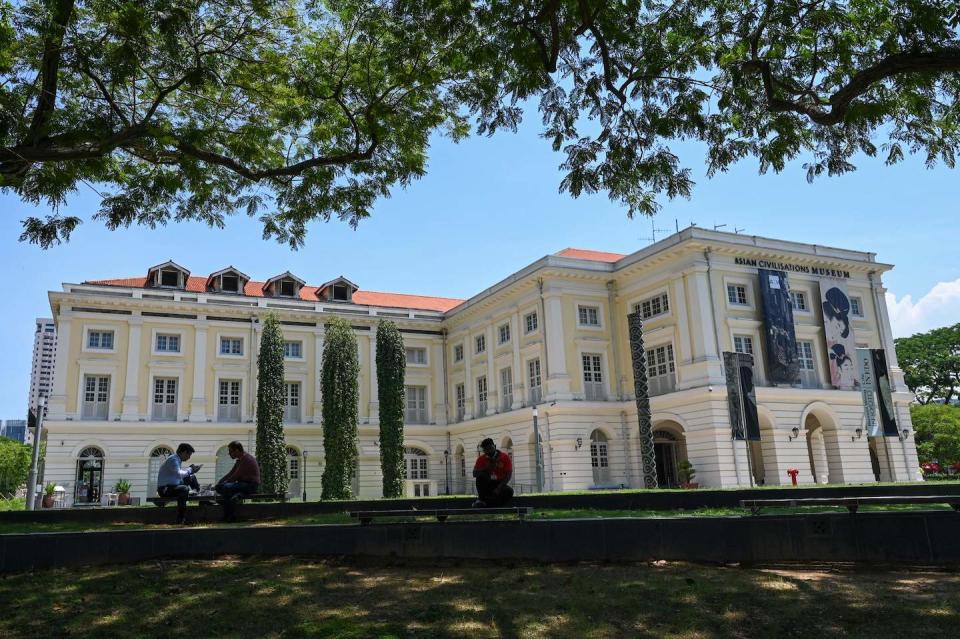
[265, 272, 305, 299]
[279, 279, 296, 297]
[206, 267, 250, 295]
[332, 284, 349, 301]
[147, 261, 190, 290]
[318, 276, 359, 303]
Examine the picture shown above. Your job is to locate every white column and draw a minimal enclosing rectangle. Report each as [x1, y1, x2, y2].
[543, 293, 572, 399]
[486, 324, 497, 412]
[47, 312, 72, 420]
[312, 326, 325, 423]
[464, 333, 474, 419]
[189, 321, 208, 421]
[121, 315, 142, 421]
[682, 267, 726, 387]
[511, 311, 523, 409]
[368, 332, 379, 424]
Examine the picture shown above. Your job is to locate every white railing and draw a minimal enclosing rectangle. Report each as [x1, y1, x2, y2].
[152, 403, 176, 421]
[283, 405, 301, 423]
[528, 386, 542, 405]
[647, 374, 676, 397]
[798, 369, 819, 389]
[218, 404, 241, 422]
[501, 385, 513, 412]
[476, 401, 487, 417]
[584, 382, 604, 401]
[82, 402, 108, 420]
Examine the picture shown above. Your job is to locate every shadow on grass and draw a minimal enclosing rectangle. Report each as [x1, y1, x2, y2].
[0, 556, 957, 638]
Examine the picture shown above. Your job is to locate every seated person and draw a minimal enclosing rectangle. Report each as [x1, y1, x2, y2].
[156, 443, 202, 525]
[472, 438, 514, 508]
[215, 441, 261, 521]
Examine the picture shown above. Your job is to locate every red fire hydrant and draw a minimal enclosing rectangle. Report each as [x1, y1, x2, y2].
[787, 468, 799, 486]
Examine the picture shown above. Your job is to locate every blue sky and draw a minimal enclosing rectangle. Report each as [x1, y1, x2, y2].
[2, 115, 958, 418]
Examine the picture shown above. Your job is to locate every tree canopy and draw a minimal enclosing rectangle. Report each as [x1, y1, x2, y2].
[4, 1, 959, 247]
[911, 403, 960, 466]
[895, 322, 960, 404]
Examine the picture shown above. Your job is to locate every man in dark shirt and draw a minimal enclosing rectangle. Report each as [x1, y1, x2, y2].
[215, 441, 261, 521]
[472, 438, 514, 507]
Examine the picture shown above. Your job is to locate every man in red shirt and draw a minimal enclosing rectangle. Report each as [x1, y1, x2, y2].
[215, 441, 261, 521]
[472, 438, 514, 507]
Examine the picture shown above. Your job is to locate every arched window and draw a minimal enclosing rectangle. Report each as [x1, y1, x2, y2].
[286, 446, 301, 499]
[589, 430, 610, 485]
[215, 446, 234, 482]
[147, 446, 173, 497]
[404, 447, 429, 480]
[75, 446, 104, 503]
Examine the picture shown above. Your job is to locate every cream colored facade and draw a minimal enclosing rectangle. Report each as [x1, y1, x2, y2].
[41, 228, 921, 504]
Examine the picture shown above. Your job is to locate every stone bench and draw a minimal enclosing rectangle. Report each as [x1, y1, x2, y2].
[741, 495, 960, 515]
[147, 493, 287, 508]
[350, 507, 531, 525]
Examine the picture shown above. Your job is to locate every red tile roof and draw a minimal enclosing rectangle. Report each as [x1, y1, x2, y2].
[555, 247, 626, 263]
[85, 276, 464, 312]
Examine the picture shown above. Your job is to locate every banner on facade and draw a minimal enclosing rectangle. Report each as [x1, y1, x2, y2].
[819, 280, 859, 390]
[724, 351, 761, 441]
[855, 348, 880, 437]
[758, 268, 800, 385]
[871, 349, 900, 437]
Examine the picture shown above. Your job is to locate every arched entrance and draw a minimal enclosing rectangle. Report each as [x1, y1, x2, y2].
[75, 446, 104, 504]
[147, 446, 173, 497]
[589, 429, 612, 486]
[286, 446, 301, 499]
[404, 447, 430, 496]
[805, 416, 831, 484]
[652, 421, 688, 488]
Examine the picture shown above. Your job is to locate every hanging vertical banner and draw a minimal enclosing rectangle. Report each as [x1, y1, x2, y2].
[871, 349, 900, 437]
[856, 348, 880, 437]
[819, 280, 859, 389]
[627, 312, 658, 488]
[724, 352, 761, 441]
[758, 268, 800, 384]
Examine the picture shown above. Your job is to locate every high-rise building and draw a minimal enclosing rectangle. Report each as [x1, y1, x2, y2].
[0, 420, 27, 443]
[28, 317, 57, 422]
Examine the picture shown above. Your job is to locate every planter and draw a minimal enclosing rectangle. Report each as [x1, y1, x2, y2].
[42, 495, 55, 508]
[117, 493, 131, 506]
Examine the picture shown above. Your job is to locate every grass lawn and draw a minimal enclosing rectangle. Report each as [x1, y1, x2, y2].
[0, 556, 957, 638]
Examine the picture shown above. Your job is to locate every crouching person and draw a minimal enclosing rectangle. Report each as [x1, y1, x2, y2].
[157, 443, 202, 525]
[215, 441, 261, 521]
[472, 438, 514, 508]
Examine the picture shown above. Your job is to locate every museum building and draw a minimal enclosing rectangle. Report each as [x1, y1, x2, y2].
[39, 227, 920, 504]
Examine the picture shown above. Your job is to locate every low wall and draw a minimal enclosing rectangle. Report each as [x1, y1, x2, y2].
[3, 481, 960, 525]
[2, 510, 958, 572]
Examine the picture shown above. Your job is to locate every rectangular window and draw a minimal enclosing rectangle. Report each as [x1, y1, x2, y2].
[528, 358, 542, 405]
[152, 377, 177, 421]
[582, 353, 604, 400]
[283, 341, 303, 359]
[475, 334, 486, 354]
[453, 343, 464, 362]
[727, 284, 748, 306]
[455, 383, 466, 421]
[218, 380, 241, 422]
[220, 337, 243, 356]
[789, 291, 807, 312]
[645, 344, 676, 397]
[284, 382, 301, 423]
[733, 335, 754, 355]
[81, 375, 110, 420]
[405, 386, 427, 424]
[476, 376, 488, 416]
[500, 367, 513, 411]
[87, 330, 114, 350]
[850, 296, 863, 317]
[155, 334, 181, 353]
[498, 323, 511, 345]
[279, 279, 296, 297]
[634, 293, 670, 319]
[160, 270, 180, 287]
[221, 274, 240, 292]
[797, 340, 818, 388]
[405, 347, 427, 365]
[577, 305, 601, 326]
[524, 312, 538, 334]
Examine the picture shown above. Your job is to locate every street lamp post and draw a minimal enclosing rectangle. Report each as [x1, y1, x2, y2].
[532, 405, 544, 492]
[302, 449, 308, 502]
[444, 449, 450, 495]
[25, 398, 45, 511]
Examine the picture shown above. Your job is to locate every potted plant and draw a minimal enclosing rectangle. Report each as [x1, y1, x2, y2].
[42, 483, 56, 508]
[115, 479, 132, 505]
[678, 460, 698, 489]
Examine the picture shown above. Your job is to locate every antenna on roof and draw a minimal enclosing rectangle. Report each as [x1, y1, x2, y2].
[713, 223, 727, 231]
[674, 219, 679, 233]
[734, 227, 745, 234]
[641, 218, 670, 244]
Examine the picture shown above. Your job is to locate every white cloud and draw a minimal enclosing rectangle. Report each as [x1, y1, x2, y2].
[886, 278, 960, 338]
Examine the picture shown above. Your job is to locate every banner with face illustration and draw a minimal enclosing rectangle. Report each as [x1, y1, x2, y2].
[820, 280, 858, 390]
[758, 268, 800, 384]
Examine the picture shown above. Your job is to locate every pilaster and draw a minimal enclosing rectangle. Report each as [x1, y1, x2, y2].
[120, 315, 142, 421]
[511, 311, 523, 409]
[543, 292, 572, 399]
[47, 312, 72, 420]
[189, 320, 208, 421]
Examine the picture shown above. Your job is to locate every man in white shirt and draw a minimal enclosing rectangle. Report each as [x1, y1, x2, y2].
[156, 443, 202, 524]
